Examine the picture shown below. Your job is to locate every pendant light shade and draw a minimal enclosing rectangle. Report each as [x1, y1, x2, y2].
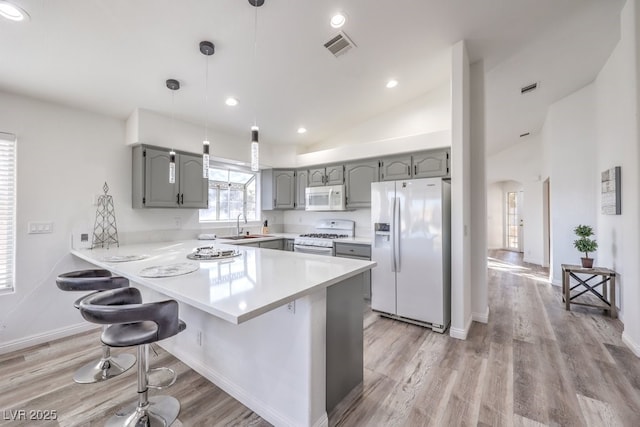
[169, 150, 176, 184]
[251, 126, 259, 172]
[203, 140, 210, 178]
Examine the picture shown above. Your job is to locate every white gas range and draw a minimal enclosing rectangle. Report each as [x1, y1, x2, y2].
[293, 220, 355, 256]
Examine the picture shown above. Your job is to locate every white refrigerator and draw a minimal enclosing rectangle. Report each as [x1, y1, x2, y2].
[371, 177, 451, 332]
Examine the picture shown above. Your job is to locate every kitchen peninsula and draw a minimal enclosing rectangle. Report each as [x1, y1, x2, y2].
[71, 239, 376, 427]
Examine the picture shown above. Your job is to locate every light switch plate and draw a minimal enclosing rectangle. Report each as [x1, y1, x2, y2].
[28, 221, 54, 234]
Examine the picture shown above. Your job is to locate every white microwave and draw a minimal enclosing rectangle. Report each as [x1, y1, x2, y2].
[305, 184, 347, 211]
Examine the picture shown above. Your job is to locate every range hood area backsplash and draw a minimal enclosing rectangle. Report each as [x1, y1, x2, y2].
[282, 209, 371, 237]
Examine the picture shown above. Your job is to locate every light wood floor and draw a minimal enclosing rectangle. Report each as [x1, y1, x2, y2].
[1, 250, 639, 426]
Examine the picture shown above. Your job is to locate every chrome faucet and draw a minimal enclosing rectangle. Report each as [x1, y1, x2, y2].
[236, 213, 247, 236]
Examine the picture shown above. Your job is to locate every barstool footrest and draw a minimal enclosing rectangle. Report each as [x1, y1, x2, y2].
[147, 367, 177, 390]
[73, 353, 136, 384]
[107, 395, 180, 427]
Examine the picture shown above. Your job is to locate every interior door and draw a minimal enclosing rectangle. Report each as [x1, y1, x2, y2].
[395, 178, 444, 324]
[371, 181, 397, 315]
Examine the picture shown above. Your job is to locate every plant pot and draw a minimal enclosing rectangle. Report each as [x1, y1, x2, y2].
[581, 257, 594, 268]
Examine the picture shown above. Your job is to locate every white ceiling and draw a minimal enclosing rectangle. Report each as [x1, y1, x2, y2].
[0, 0, 625, 154]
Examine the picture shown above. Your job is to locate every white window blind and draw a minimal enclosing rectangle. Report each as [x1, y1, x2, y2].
[0, 132, 16, 292]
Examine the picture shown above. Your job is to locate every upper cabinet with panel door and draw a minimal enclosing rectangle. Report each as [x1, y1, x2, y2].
[132, 145, 208, 209]
[344, 161, 379, 208]
[261, 169, 296, 210]
[380, 149, 450, 182]
[413, 149, 449, 178]
[308, 165, 344, 187]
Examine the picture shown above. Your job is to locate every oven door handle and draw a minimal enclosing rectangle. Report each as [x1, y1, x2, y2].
[293, 244, 333, 255]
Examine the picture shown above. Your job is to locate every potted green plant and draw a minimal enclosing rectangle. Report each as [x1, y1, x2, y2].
[573, 224, 598, 268]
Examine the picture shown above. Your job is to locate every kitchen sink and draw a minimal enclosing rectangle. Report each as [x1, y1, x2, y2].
[225, 234, 274, 240]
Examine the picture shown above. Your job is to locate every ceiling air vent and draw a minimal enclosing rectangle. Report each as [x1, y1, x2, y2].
[324, 31, 356, 57]
[521, 82, 538, 94]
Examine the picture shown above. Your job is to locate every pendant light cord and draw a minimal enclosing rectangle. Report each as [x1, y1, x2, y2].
[253, 4, 258, 127]
[204, 55, 209, 140]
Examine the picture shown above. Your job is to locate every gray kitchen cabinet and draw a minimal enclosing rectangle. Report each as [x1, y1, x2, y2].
[308, 165, 344, 187]
[284, 239, 295, 251]
[295, 169, 308, 209]
[334, 242, 372, 300]
[344, 161, 379, 208]
[260, 239, 284, 250]
[413, 149, 450, 178]
[380, 156, 412, 181]
[261, 169, 295, 210]
[132, 145, 208, 209]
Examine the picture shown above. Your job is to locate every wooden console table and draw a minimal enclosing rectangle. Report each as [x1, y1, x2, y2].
[561, 264, 617, 318]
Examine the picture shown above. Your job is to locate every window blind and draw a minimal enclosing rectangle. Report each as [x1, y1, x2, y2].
[0, 132, 16, 292]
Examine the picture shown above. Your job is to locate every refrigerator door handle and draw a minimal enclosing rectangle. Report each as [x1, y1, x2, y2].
[394, 196, 401, 272]
[391, 197, 397, 272]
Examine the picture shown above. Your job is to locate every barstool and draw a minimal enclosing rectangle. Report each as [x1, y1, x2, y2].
[56, 269, 136, 384]
[79, 287, 186, 427]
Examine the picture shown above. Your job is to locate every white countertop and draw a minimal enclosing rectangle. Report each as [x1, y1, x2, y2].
[71, 240, 376, 324]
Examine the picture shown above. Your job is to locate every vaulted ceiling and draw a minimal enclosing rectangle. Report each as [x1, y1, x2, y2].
[0, 0, 625, 154]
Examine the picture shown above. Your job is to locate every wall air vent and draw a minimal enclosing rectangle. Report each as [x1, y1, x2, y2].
[521, 82, 538, 94]
[324, 31, 356, 57]
[520, 132, 530, 138]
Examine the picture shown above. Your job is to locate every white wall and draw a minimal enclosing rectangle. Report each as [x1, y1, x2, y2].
[450, 41, 472, 339]
[594, 0, 640, 356]
[305, 84, 451, 153]
[541, 85, 597, 284]
[470, 61, 488, 323]
[0, 90, 130, 349]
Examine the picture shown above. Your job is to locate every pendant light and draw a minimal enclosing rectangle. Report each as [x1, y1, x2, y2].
[200, 41, 215, 178]
[249, 0, 264, 172]
[166, 79, 180, 184]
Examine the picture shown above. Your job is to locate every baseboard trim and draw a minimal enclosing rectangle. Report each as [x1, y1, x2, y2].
[472, 306, 490, 324]
[160, 343, 327, 427]
[622, 331, 640, 358]
[0, 322, 98, 356]
[449, 315, 473, 340]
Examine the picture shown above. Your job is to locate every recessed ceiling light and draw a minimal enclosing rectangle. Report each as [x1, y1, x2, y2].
[225, 97, 239, 106]
[0, 1, 29, 22]
[330, 13, 346, 28]
[297, 127, 307, 134]
[386, 79, 398, 89]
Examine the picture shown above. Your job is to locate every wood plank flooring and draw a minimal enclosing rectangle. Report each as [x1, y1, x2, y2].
[1, 250, 639, 426]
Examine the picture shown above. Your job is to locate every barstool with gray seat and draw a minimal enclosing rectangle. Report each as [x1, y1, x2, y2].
[56, 269, 136, 384]
[79, 287, 187, 427]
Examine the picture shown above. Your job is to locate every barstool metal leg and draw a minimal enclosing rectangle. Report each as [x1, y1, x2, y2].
[107, 345, 180, 427]
[73, 326, 136, 384]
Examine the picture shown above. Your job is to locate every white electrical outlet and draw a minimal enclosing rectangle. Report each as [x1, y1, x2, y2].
[28, 222, 54, 234]
[287, 301, 296, 314]
[174, 217, 182, 229]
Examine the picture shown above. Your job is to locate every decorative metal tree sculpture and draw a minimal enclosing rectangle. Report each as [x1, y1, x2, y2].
[92, 182, 119, 249]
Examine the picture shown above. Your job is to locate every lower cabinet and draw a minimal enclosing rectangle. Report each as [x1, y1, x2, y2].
[334, 243, 372, 300]
[259, 239, 284, 250]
